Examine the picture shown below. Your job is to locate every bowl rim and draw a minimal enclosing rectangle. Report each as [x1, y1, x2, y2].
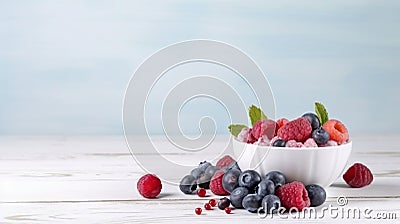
[233, 137, 352, 151]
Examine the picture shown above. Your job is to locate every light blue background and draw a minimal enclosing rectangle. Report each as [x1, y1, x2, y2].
[1, 0, 399, 135]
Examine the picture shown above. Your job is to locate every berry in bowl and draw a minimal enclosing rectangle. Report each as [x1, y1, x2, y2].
[229, 102, 352, 187]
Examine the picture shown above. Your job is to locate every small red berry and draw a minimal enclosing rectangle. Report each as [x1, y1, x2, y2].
[209, 199, 217, 207]
[204, 203, 212, 210]
[224, 207, 231, 214]
[195, 207, 202, 215]
[197, 188, 206, 197]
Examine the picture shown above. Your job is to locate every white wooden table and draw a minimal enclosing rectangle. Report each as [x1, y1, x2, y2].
[0, 135, 399, 223]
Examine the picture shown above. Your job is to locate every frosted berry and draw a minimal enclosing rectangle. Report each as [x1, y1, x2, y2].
[137, 174, 162, 198]
[252, 119, 278, 140]
[179, 175, 197, 194]
[216, 155, 236, 169]
[303, 138, 318, 147]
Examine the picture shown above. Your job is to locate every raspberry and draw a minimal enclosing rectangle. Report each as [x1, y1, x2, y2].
[286, 140, 304, 148]
[277, 118, 289, 130]
[322, 119, 349, 145]
[277, 117, 312, 143]
[276, 181, 310, 211]
[303, 138, 318, 147]
[216, 155, 235, 169]
[209, 170, 229, 196]
[252, 119, 278, 140]
[137, 174, 162, 198]
[343, 163, 373, 188]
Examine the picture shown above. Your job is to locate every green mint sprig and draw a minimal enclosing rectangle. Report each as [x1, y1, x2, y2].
[315, 102, 329, 125]
[228, 105, 268, 137]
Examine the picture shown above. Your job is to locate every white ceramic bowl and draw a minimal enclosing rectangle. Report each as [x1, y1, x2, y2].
[232, 138, 352, 187]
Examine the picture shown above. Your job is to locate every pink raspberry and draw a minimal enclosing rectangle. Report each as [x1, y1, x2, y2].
[252, 119, 278, 140]
[277, 117, 312, 142]
[237, 128, 251, 143]
[303, 138, 318, 147]
[321, 140, 338, 147]
[286, 140, 304, 148]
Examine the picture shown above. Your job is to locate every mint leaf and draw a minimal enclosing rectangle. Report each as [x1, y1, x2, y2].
[315, 102, 329, 125]
[249, 105, 267, 126]
[228, 124, 248, 137]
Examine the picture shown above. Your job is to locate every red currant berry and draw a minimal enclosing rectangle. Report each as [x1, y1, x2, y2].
[225, 207, 232, 214]
[195, 207, 202, 215]
[204, 203, 212, 210]
[197, 188, 206, 197]
[209, 199, 217, 207]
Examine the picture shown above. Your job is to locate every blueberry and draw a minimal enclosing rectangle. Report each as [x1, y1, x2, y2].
[272, 139, 286, 147]
[265, 171, 286, 189]
[222, 168, 242, 193]
[197, 173, 210, 189]
[179, 175, 197, 194]
[204, 165, 219, 179]
[312, 128, 330, 145]
[198, 161, 212, 173]
[239, 170, 261, 190]
[230, 187, 249, 208]
[262, 194, 281, 214]
[255, 179, 275, 197]
[306, 184, 326, 207]
[242, 194, 263, 213]
[302, 113, 321, 130]
[190, 167, 203, 179]
[218, 197, 231, 210]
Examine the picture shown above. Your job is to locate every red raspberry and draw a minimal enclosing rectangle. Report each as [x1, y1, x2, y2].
[209, 170, 229, 196]
[137, 174, 162, 198]
[322, 119, 349, 145]
[216, 155, 235, 169]
[277, 118, 289, 130]
[252, 119, 278, 140]
[343, 163, 373, 188]
[277, 117, 312, 143]
[276, 181, 310, 211]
